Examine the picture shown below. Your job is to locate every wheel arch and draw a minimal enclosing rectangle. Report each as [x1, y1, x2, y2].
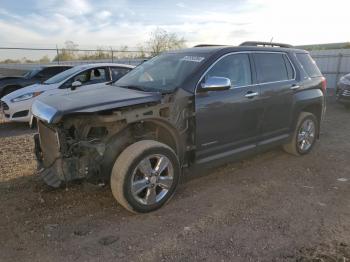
[100, 118, 185, 181]
[292, 90, 324, 138]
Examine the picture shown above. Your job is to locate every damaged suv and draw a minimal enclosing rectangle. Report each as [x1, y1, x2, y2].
[32, 42, 326, 213]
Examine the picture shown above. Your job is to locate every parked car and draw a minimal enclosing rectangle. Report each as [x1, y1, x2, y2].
[0, 65, 72, 98]
[32, 42, 326, 213]
[1, 63, 134, 125]
[336, 73, 350, 109]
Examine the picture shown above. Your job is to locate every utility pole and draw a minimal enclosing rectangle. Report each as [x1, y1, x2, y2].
[56, 45, 60, 64]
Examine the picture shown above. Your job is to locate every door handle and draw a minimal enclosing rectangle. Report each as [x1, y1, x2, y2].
[290, 85, 300, 90]
[245, 92, 259, 98]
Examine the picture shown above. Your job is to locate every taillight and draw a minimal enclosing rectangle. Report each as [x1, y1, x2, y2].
[321, 77, 327, 94]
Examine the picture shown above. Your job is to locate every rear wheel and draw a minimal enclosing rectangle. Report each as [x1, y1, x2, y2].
[283, 112, 318, 156]
[110, 140, 180, 213]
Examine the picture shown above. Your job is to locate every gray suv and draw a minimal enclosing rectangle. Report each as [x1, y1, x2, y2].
[32, 41, 326, 213]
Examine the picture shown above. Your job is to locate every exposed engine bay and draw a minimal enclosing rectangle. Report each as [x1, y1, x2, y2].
[34, 90, 194, 187]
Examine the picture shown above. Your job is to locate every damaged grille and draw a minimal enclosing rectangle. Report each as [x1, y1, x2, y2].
[38, 121, 61, 167]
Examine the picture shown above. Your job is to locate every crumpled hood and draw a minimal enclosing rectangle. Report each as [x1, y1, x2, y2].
[32, 85, 162, 124]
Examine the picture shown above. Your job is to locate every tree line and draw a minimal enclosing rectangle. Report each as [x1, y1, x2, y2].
[0, 28, 187, 64]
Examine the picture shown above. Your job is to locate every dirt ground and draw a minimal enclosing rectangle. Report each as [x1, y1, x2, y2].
[0, 101, 349, 262]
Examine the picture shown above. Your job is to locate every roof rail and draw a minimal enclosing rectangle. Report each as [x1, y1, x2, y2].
[239, 41, 293, 48]
[193, 44, 226, 48]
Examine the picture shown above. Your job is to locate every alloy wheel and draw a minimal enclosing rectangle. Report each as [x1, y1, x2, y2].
[130, 154, 174, 205]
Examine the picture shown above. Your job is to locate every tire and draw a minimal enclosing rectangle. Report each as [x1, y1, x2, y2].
[283, 112, 318, 156]
[110, 140, 180, 213]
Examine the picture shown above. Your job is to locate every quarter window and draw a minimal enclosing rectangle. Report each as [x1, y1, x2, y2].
[205, 53, 252, 87]
[254, 53, 293, 83]
[296, 53, 322, 78]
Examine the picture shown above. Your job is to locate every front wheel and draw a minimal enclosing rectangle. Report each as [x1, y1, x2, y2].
[283, 112, 318, 156]
[110, 140, 180, 213]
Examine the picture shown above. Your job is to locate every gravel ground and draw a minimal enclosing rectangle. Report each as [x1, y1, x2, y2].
[0, 102, 349, 262]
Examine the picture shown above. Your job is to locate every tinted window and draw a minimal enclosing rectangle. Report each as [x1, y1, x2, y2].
[40, 67, 70, 78]
[24, 68, 42, 79]
[111, 67, 132, 81]
[296, 53, 322, 78]
[283, 55, 295, 79]
[205, 53, 252, 87]
[254, 53, 290, 83]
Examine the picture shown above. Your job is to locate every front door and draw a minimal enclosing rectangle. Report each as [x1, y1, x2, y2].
[195, 53, 264, 163]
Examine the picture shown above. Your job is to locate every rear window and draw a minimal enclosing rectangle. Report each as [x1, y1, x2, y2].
[296, 53, 322, 78]
[254, 53, 294, 83]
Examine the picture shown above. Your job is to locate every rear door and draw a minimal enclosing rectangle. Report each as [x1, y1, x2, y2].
[195, 53, 263, 163]
[252, 52, 297, 144]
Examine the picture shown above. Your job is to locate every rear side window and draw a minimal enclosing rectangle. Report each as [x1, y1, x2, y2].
[296, 53, 321, 78]
[110, 67, 132, 81]
[254, 53, 294, 83]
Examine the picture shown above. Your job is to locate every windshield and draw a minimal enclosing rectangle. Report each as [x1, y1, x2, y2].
[44, 66, 86, 84]
[23, 68, 42, 79]
[114, 52, 208, 92]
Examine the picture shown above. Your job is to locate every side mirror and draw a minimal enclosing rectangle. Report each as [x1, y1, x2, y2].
[199, 77, 231, 92]
[71, 80, 82, 90]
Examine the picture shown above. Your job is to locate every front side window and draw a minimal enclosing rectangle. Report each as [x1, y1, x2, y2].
[254, 53, 292, 83]
[61, 68, 108, 88]
[204, 53, 252, 87]
[88, 68, 107, 83]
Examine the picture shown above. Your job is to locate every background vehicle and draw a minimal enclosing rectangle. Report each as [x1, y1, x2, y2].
[0, 65, 72, 98]
[336, 73, 350, 109]
[1, 63, 134, 124]
[32, 42, 326, 213]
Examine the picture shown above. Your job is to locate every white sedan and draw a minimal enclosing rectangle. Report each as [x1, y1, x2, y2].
[1, 63, 134, 125]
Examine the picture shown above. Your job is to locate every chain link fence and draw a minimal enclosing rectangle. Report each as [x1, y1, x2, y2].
[0, 47, 151, 76]
[1, 46, 350, 94]
[310, 49, 350, 94]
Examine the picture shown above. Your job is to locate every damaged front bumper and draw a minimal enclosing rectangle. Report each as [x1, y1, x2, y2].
[34, 133, 84, 187]
[34, 133, 64, 188]
[34, 121, 104, 188]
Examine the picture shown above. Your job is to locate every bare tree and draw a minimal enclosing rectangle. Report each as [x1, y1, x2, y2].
[53, 40, 79, 61]
[146, 28, 186, 55]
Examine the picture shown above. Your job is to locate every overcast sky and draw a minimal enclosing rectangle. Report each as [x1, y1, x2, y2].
[0, 0, 349, 58]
